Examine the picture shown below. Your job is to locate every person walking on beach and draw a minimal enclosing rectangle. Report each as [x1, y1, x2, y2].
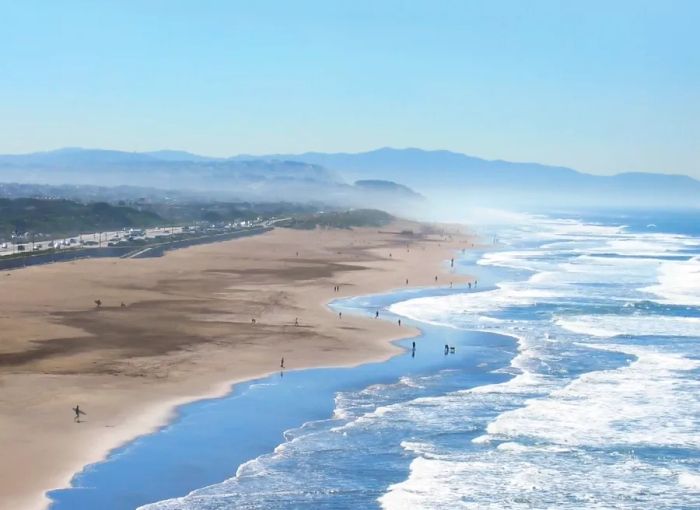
[412, 341, 416, 350]
[294, 318, 299, 326]
[338, 311, 342, 319]
[398, 319, 401, 326]
[280, 357, 285, 369]
[73, 405, 85, 423]
[375, 310, 379, 319]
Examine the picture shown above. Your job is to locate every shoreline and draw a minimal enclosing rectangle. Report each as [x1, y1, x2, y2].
[50, 288, 515, 510]
[0, 221, 475, 510]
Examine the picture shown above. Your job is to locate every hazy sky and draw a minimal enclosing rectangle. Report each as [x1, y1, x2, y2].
[1, 1, 698, 177]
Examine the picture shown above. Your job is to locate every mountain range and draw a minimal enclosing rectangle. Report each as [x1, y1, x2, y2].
[0, 147, 697, 210]
[236, 148, 700, 209]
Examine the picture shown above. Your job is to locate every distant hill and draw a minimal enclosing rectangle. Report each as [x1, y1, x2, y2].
[143, 150, 221, 162]
[2, 147, 697, 210]
[238, 148, 700, 209]
[0, 149, 424, 212]
[0, 149, 348, 206]
[0, 148, 340, 188]
[354, 179, 423, 198]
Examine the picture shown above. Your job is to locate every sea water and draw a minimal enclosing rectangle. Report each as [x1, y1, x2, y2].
[49, 208, 700, 509]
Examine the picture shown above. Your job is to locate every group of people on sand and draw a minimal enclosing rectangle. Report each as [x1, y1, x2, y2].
[93, 300, 128, 309]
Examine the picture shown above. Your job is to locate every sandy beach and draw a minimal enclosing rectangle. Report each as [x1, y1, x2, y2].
[0, 221, 474, 510]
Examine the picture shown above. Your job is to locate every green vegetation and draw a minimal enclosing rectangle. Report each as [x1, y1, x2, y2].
[0, 198, 163, 239]
[141, 201, 317, 225]
[0, 197, 393, 243]
[282, 209, 394, 230]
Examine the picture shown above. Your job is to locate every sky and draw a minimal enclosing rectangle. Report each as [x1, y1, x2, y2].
[1, 0, 698, 178]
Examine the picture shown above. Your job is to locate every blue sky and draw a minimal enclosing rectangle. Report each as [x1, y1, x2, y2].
[1, 0, 698, 177]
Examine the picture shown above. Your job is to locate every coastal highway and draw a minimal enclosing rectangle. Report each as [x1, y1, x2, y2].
[0, 218, 287, 259]
[0, 226, 185, 257]
[0, 225, 276, 271]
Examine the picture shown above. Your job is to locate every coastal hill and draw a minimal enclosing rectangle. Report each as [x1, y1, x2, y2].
[353, 179, 423, 200]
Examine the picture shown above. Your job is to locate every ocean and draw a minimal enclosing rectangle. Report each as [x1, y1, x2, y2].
[48, 208, 700, 509]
